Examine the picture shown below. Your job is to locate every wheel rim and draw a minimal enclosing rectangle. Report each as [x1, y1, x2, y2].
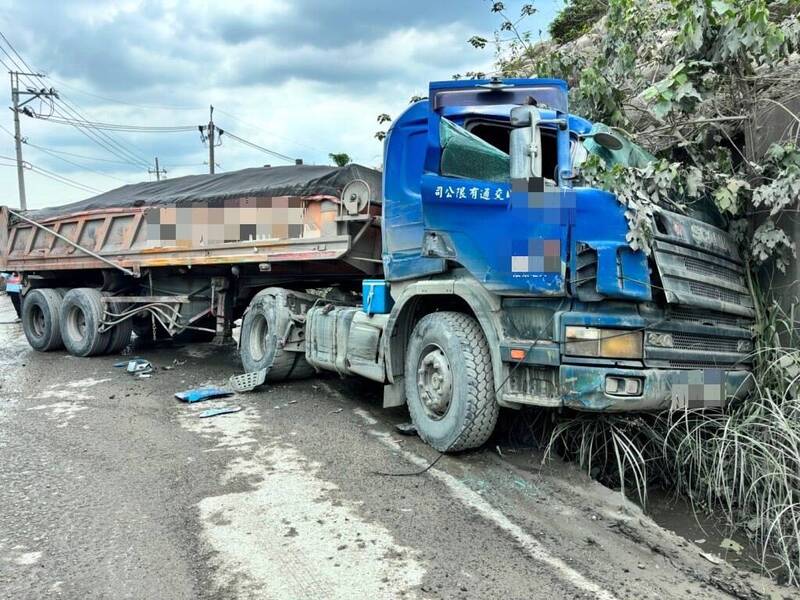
[416, 344, 453, 420]
[66, 305, 87, 341]
[248, 314, 268, 362]
[31, 304, 46, 338]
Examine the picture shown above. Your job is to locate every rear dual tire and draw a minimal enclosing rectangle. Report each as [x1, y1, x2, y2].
[60, 288, 112, 357]
[21, 288, 64, 352]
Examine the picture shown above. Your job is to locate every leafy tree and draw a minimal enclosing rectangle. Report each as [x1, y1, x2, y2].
[328, 153, 352, 167]
[548, 0, 607, 43]
[472, 0, 800, 586]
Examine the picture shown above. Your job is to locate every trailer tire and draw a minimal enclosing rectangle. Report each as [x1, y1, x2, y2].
[60, 288, 112, 357]
[21, 288, 64, 352]
[101, 293, 133, 355]
[404, 311, 498, 452]
[240, 290, 314, 381]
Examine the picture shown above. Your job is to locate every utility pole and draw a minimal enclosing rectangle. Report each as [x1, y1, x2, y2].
[9, 71, 58, 210]
[148, 157, 166, 181]
[207, 105, 215, 174]
[198, 105, 222, 174]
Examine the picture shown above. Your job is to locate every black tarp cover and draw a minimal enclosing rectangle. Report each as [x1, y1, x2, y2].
[26, 163, 382, 222]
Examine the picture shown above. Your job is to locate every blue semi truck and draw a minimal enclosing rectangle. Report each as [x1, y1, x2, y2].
[1, 78, 754, 452]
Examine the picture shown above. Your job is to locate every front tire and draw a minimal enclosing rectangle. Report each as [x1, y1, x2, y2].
[60, 288, 112, 357]
[21, 288, 64, 352]
[405, 311, 498, 452]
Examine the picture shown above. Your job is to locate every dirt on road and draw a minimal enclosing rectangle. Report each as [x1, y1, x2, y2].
[0, 296, 793, 600]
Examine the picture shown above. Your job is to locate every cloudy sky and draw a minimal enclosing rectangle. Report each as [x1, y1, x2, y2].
[0, 0, 561, 209]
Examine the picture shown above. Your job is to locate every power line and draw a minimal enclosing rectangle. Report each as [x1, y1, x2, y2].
[25, 142, 133, 184]
[29, 163, 103, 194]
[0, 154, 102, 194]
[45, 78, 201, 111]
[21, 142, 146, 166]
[223, 129, 297, 163]
[28, 114, 197, 132]
[0, 32, 152, 169]
[214, 107, 326, 157]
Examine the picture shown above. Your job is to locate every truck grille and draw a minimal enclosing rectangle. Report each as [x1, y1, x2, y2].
[652, 238, 754, 318]
[688, 281, 741, 305]
[684, 256, 741, 283]
[667, 306, 743, 328]
[667, 360, 747, 369]
[646, 321, 752, 369]
[671, 332, 739, 353]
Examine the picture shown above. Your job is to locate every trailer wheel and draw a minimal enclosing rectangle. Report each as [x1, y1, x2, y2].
[404, 311, 499, 452]
[21, 289, 64, 352]
[240, 290, 314, 381]
[60, 288, 112, 357]
[101, 293, 133, 355]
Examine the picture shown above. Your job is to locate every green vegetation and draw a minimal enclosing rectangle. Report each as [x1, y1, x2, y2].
[328, 152, 352, 167]
[548, 0, 607, 43]
[477, 0, 800, 585]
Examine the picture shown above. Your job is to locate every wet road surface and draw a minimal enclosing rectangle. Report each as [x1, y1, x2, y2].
[0, 296, 790, 599]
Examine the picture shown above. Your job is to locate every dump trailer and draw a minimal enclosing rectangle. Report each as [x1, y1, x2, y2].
[0, 78, 755, 452]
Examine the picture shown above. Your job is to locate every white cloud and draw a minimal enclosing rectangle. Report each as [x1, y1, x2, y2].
[0, 0, 560, 209]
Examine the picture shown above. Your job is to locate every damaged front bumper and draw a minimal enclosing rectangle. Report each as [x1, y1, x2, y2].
[560, 364, 753, 411]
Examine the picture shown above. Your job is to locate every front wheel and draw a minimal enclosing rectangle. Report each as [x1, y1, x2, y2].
[404, 311, 499, 452]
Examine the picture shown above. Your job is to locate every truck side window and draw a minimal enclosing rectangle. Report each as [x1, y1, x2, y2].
[439, 118, 510, 183]
[468, 119, 560, 182]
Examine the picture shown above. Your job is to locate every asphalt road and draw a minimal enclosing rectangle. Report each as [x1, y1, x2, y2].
[0, 296, 791, 600]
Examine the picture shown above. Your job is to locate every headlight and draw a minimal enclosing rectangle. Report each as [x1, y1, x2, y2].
[565, 326, 643, 359]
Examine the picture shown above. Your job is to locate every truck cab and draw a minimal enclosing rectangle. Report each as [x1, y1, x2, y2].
[369, 78, 753, 450]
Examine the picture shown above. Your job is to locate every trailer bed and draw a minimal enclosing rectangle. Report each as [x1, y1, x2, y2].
[0, 164, 383, 276]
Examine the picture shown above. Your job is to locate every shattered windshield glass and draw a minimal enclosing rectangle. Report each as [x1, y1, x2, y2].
[439, 118, 510, 183]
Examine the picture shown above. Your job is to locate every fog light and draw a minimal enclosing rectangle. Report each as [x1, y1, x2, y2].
[605, 375, 642, 396]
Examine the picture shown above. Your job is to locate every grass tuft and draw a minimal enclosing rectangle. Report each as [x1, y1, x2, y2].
[542, 297, 800, 585]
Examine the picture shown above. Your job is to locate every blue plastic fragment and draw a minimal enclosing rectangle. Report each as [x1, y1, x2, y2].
[198, 406, 242, 418]
[175, 386, 233, 403]
[114, 358, 142, 367]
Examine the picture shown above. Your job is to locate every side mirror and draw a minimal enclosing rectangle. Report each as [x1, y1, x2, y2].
[582, 130, 624, 151]
[509, 106, 543, 178]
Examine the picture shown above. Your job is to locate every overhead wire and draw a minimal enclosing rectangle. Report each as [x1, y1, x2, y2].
[25, 143, 133, 184]
[20, 142, 146, 166]
[214, 107, 326, 157]
[0, 32, 152, 169]
[0, 154, 102, 194]
[44, 78, 201, 111]
[222, 129, 297, 163]
[31, 114, 197, 133]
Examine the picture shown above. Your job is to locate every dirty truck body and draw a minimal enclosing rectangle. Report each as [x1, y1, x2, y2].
[0, 79, 754, 452]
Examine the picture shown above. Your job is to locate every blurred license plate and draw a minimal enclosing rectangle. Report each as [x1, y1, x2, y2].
[671, 369, 725, 410]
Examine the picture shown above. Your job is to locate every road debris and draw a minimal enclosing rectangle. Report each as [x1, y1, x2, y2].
[720, 538, 743, 555]
[699, 551, 724, 565]
[175, 386, 233, 403]
[114, 358, 154, 375]
[198, 406, 242, 418]
[229, 369, 267, 393]
[395, 422, 417, 436]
